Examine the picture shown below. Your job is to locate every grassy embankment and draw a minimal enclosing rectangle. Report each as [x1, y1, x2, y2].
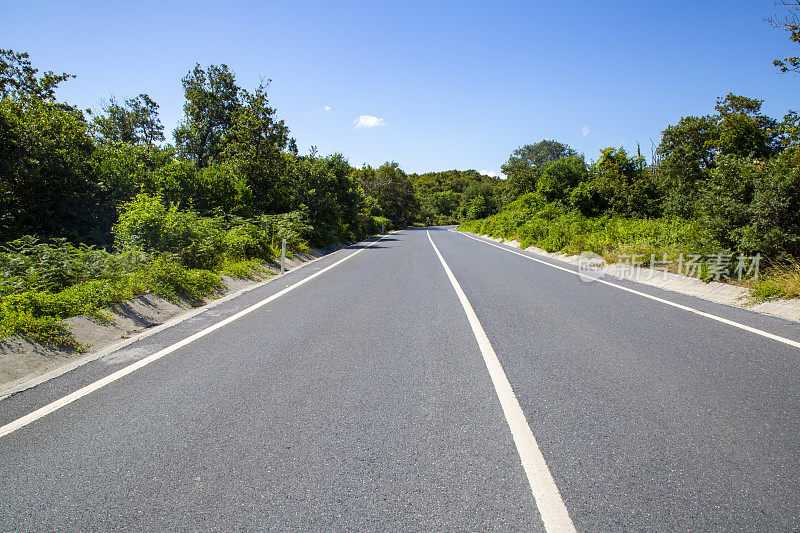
[0, 195, 322, 349]
[458, 193, 800, 301]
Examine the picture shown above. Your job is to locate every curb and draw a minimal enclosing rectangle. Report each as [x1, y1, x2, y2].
[458, 231, 800, 323]
[0, 243, 352, 400]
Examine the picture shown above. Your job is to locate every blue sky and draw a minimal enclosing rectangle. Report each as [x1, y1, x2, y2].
[2, 0, 797, 175]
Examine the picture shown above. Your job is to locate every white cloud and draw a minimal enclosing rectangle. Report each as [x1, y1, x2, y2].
[582, 125, 590, 136]
[324, 105, 331, 112]
[353, 115, 385, 128]
[480, 170, 498, 177]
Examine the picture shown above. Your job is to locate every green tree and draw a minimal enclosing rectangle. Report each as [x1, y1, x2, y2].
[466, 196, 489, 220]
[501, 140, 577, 202]
[224, 81, 295, 213]
[657, 94, 781, 217]
[429, 190, 460, 218]
[658, 115, 717, 216]
[712, 94, 779, 159]
[0, 97, 98, 241]
[593, 147, 660, 217]
[354, 162, 418, 226]
[536, 155, 590, 202]
[700, 151, 800, 256]
[173, 64, 240, 169]
[290, 153, 362, 244]
[0, 49, 74, 101]
[92, 93, 164, 146]
[459, 181, 497, 219]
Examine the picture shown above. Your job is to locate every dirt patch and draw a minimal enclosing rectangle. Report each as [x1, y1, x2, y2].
[0, 338, 73, 388]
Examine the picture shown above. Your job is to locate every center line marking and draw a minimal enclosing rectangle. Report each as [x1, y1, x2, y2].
[427, 230, 577, 533]
[0, 234, 391, 439]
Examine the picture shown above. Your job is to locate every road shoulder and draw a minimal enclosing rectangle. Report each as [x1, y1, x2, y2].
[0, 248, 335, 399]
[457, 230, 800, 323]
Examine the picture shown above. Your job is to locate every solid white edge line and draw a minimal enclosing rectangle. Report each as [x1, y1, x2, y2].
[459, 231, 800, 351]
[0, 243, 352, 401]
[0, 234, 391, 439]
[427, 231, 577, 533]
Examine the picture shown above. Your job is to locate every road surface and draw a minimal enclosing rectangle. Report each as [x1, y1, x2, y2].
[1, 228, 798, 531]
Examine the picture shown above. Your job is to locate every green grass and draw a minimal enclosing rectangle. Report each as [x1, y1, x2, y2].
[0, 235, 302, 349]
[0, 255, 226, 350]
[748, 260, 800, 301]
[219, 258, 272, 280]
[459, 195, 710, 270]
[460, 195, 800, 299]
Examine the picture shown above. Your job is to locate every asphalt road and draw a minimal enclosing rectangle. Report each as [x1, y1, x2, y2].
[1, 228, 798, 531]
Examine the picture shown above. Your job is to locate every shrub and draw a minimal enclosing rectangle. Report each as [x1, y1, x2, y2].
[0, 236, 122, 296]
[459, 198, 709, 267]
[220, 223, 275, 261]
[258, 211, 312, 251]
[0, 233, 227, 347]
[466, 196, 489, 220]
[219, 259, 270, 280]
[113, 194, 222, 269]
[749, 259, 800, 301]
[699, 152, 800, 257]
[138, 255, 222, 302]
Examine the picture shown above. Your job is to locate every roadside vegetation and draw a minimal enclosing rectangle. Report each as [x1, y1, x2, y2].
[1, 4, 799, 347]
[458, 2, 800, 299]
[0, 51, 402, 347]
[459, 95, 800, 299]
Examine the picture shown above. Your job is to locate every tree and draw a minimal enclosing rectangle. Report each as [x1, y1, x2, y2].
[290, 153, 362, 244]
[173, 64, 240, 169]
[92, 93, 164, 146]
[699, 151, 800, 256]
[593, 147, 660, 217]
[768, 1, 800, 73]
[657, 94, 781, 217]
[536, 155, 590, 202]
[429, 190, 460, 218]
[501, 140, 577, 201]
[712, 94, 779, 159]
[353, 162, 418, 225]
[224, 81, 295, 213]
[0, 49, 74, 101]
[466, 196, 489, 220]
[459, 180, 497, 219]
[411, 169, 498, 221]
[658, 115, 718, 216]
[0, 97, 99, 241]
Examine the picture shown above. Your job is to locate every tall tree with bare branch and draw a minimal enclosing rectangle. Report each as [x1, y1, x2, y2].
[768, 1, 800, 73]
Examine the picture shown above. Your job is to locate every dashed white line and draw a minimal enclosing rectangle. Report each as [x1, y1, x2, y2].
[427, 230, 577, 533]
[0, 234, 390, 439]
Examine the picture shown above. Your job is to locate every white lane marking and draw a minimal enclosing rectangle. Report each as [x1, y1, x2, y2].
[0, 243, 350, 401]
[427, 231, 576, 533]
[459, 231, 800, 350]
[0, 235, 391, 439]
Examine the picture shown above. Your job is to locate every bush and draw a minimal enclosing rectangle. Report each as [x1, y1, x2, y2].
[749, 259, 800, 301]
[0, 234, 226, 347]
[220, 224, 275, 261]
[699, 152, 800, 257]
[0, 236, 122, 296]
[219, 259, 269, 280]
[113, 194, 222, 269]
[139, 255, 222, 302]
[460, 198, 709, 266]
[258, 211, 312, 251]
[466, 196, 489, 220]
